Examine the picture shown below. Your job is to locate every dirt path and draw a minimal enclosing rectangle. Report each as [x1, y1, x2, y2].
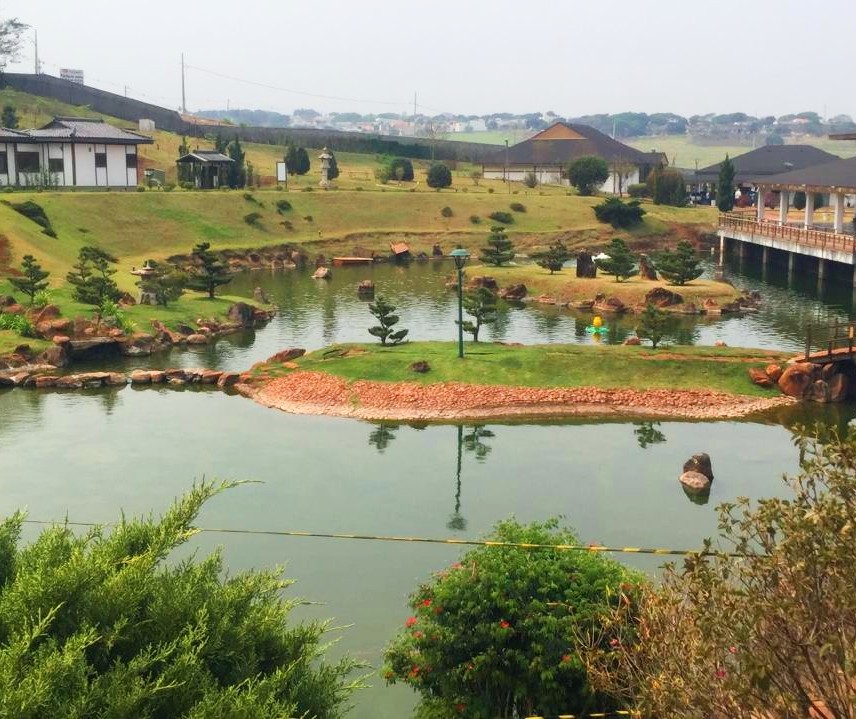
[241, 371, 793, 422]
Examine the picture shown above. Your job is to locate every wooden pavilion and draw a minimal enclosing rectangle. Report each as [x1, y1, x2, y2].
[175, 150, 233, 189]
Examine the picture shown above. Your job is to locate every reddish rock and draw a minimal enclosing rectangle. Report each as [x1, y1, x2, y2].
[467, 276, 498, 291]
[679, 470, 711, 493]
[749, 367, 774, 388]
[765, 364, 783, 383]
[130, 370, 152, 385]
[269, 348, 306, 363]
[644, 287, 683, 308]
[639, 254, 658, 280]
[149, 371, 166, 384]
[537, 295, 557, 305]
[227, 302, 256, 327]
[108, 328, 125, 338]
[106, 373, 127, 387]
[52, 335, 71, 345]
[186, 334, 208, 345]
[164, 369, 187, 381]
[498, 283, 527, 301]
[593, 295, 627, 314]
[37, 345, 69, 368]
[3, 304, 24, 315]
[34, 375, 58, 388]
[806, 380, 831, 403]
[34, 305, 61, 324]
[49, 318, 72, 333]
[200, 369, 223, 384]
[714, 340, 727, 347]
[312, 267, 331, 280]
[55, 375, 83, 389]
[828, 373, 850, 402]
[409, 360, 431, 373]
[623, 336, 641, 346]
[217, 372, 241, 388]
[777, 363, 819, 398]
[683, 453, 714, 481]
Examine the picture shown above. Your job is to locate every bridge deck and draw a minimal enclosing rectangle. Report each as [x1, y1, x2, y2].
[793, 347, 856, 364]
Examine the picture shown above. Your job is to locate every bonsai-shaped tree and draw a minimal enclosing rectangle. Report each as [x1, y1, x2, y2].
[567, 155, 610, 196]
[136, 260, 187, 307]
[635, 302, 671, 348]
[593, 198, 646, 229]
[368, 295, 409, 345]
[9, 254, 49, 305]
[535, 239, 570, 274]
[596, 238, 638, 282]
[479, 225, 515, 267]
[426, 163, 452, 189]
[459, 286, 498, 342]
[653, 241, 704, 285]
[66, 246, 121, 308]
[186, 242, 231, 299]
[383, 518, 641, 719]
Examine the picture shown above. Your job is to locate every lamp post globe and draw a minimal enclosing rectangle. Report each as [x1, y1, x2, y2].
[449, 249, 470, 358]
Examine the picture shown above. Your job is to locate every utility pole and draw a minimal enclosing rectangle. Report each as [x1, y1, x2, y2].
[413, 91, 416, 119]
[181, 53, 187, 114]
[34, 30, 40, 74]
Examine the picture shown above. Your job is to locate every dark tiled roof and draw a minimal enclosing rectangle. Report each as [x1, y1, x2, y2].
[176, 151, 233, 163]
[695, 145, 840, 183]
[0, 128, 28, 138]
[27, 117, 153, 144]
[755, 156, 856, 192]
[484, 122, 650, 166]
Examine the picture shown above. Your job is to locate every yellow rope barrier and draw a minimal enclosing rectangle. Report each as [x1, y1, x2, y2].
[20, 520, 740, 557]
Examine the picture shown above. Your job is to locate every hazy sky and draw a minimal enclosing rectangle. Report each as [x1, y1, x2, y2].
[4, 0, 852, 119]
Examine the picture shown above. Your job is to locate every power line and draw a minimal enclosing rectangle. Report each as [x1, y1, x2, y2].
[19, 520, 741, 557]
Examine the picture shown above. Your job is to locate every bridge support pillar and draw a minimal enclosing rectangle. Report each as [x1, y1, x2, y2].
[851, 263, 856, 289]
[761, 246, 770, 280]
[818, 258, 827, 282]
[737, 240, 747, 260]
[787, 252, 795, 279]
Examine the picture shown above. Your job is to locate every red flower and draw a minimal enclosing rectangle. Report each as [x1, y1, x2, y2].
[728, 645, 738, 655]
[434, 605, 443, 614]
[413, 630, 424, 639]
[499, 619, 511, 629]
[609, 638, 620, 648]
[451, 562, 463, 570]
[405, 616, 417, 628]
[561, 654, 572, 664]
[455, 702, 467, 713]
[409, 665, 421, 678]
[421, 598, 432, 607]
[715, 667, 727, 679]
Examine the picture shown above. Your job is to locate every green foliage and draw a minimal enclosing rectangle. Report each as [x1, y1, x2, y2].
[627, 183, 648, 198]
[510, 202, 526, 213]
[389, 157, 414, 182]
[2, 200, 57, 237]
[441, 206, 453, 218]
[522, 171, 537, 189]
[0, 312, 35, 337]
[368, 295, 409, 345]
[285, 144, 311, 176]
[653, 241, 704, 285]
[98, 298, 135, 335]
[296, 147, 311, 175]
[66, 246, 121, 308]
[186, 242, 232, 299]
[488, 211, 514, 225]
[243, 211, 263, 226]
[0, 483, 360, 718]
[646, 167, 686, 206]
[792, 191, 825, 211]
[459, 286, 498, 342]
[716, 154, 735, 212]
[635, 303, 671, 348]
[374, 164, 392, 184]
[479, 225, 515, 267]
[595, 238, 638, 282]
[32, 289, 52, 308]
[426, 163, 452, 189]
[383, 518, 641, 719]
[213, 131, 229, 154]
[535, 239, 570, 274]
[8, 254, 49, 305]
[1, 104, 17, 129]
[468, 215, 481, 225]
[567, 155, 610, 196]
[276, 199, 292, 213]
[593, 198, 646, 229]
[135, 261, 186, 307]
[633, 421, 666, 449]
[327, 151, 340, 180]
[584, 428, 856, 719]
[227, 137, 247, 188]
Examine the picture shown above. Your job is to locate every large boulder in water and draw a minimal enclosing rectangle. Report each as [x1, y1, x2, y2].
[644, 287, 683, 308]
[683, 453, 713, 481]
[777, 363, 820, 398]
[227, 302, 255, 327]
[679, 471, 711, 493]
[499, 284, 527, 300]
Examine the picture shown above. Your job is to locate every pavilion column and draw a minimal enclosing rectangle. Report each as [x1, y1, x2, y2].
[779, 190, 790, 225]
[756, 187, 765, 221]
[833, 192, 845, 233]
[804, 191, 815, 229]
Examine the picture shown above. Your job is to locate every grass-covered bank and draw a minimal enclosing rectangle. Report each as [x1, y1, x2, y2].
[252, 342, 789, 398]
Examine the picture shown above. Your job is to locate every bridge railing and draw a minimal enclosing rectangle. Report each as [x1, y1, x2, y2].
[804, 319, 856, 361]
[719, 213, 856, 253]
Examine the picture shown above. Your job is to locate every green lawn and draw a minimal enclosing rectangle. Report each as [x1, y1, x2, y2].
[255, 342, 788, 398]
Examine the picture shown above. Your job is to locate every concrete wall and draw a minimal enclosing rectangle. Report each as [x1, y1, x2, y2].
[0, 141, 16, 185]
[484, 165, 640, 193]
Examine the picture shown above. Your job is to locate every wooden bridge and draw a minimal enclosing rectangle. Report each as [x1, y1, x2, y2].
[796, 320, 856, 364]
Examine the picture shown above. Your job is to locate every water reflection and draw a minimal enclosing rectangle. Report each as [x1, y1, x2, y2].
[634, 421, 667, 449]
[448, 425, 466, 532]
[462, 425, 495, 461]
[368, 423, 399, 453]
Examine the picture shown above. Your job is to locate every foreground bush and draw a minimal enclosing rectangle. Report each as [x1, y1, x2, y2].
[384, 518, 641, 719]
[426, 163, 452, 189]
[0, 482, 361, 718]
[584, 428, 856, 719]
[593, 197, 646, 229]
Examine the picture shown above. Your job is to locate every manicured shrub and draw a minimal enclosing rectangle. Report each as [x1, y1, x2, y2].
[276, 199, 292, 213]
[567, 155, 610, 195]
[66, 246, 121, 307]
[487, 187, 494, 194]
[635, 302, 672, 348]
[441, 206, 453, 218]
[479, 225, 515, 266]
[9, 254, 50, 305]
[653, 241, 704, 285]
[469, 214, 481, 224]
[303, 215, 314, 222]
[510, 202, 526, 213]
[186, 241, 231, 299]
[368, 295, 409, 345]
[595, 237, 639, 282]
[389, 157, 414, 182]
[426, 163, 452, 189]
[627, 183, 649, 198]
[522, 171, 537, 188]
[243, 211, 262, 226]
[2, 200, 56, 237]
[535, 239, 570, 274]
[135, 185, 146, 193]
[593, 197, 646, 229]
[646, 167, 686, 206]
[488, 210, 514, 225]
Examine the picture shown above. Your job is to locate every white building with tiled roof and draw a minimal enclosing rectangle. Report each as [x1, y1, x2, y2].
[0, 117, 153, 188]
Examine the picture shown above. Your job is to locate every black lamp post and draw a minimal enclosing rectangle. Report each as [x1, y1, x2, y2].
[450, 248, 470, 358]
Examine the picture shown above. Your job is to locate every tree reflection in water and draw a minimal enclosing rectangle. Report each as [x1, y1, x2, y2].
[633, 421, 667, 449]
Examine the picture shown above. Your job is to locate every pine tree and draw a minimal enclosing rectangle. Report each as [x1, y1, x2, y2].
[66, 246, 121, 307]
[595, 238, 638, 282]
[653, 241, 704, 285]
[213, 132, 228, 154]
[136, 261, 186, 307]
[9, 254, 49, 305]
[295, 147, 310, 175]
[1, 104, 18, 129]
[227, 137, 246, 188]
[535, 239, 570, 274]
[284, 143, 299, 175]
[186, 242, 231, 299]
[459, 287, 497, 342]
[479, 226, 515, 267]
[367, 295, 408, 345]
[328, 151, 339, 180]
[717, 154, 736, 213]
[635, 303, 671, 349]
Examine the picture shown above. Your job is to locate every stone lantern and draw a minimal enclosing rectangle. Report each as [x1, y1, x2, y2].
[131, 260, 158, 305]
[318, 147, 332, 188]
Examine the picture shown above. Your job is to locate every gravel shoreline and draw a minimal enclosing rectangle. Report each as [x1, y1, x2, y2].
[241, 371, 795, 422]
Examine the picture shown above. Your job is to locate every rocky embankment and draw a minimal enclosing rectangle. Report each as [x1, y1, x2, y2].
[0, 366, 243, 390]
[750, 360, 854, 403]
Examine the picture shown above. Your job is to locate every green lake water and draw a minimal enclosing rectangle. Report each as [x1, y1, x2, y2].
[2, 254, 855, 717]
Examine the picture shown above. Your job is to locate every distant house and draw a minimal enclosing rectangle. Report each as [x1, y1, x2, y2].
[694, 145, 840, 188]
[0, 116, 153, 188]
[176, 150, 234, 189]
[481, 122, 661, 192]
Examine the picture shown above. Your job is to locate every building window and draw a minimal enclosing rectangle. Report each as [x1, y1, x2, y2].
[0, 152, 7, 174]
[126, 152, 137, 169]
[48, 158, 64, 174]
[95, 152, 107, 169]
[16, 151, 40, 173]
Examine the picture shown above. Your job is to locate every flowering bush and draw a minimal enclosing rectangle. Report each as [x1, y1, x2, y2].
[382, 518, 641, 719]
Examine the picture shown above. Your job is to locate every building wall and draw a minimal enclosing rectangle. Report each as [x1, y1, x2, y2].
[483, 164, 640, 193]
[0, 142, 17, 185]
[74, 144, 97, 186]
